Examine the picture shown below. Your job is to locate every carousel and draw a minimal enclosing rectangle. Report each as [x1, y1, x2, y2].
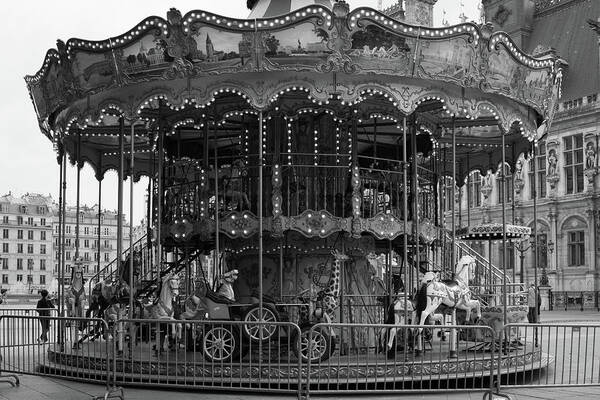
[24, 0, 563, 391]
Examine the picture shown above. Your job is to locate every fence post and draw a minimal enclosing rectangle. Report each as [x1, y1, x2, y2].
[0, 316, 19, 387]
[93, 318, 124, 400]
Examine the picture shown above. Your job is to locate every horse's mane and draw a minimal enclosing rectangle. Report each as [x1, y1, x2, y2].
[247, 0, 258, 10]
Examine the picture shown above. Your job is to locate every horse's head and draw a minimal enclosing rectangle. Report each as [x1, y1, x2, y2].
[222, 269, 239, 284]
[421, 271, 437, 286]
[162, 274, 180, 298]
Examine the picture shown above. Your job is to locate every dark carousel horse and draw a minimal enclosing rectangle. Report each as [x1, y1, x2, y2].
[81, 251, 141, 343]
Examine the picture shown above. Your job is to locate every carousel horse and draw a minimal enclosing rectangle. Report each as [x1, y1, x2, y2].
[65, 261, 86, 349]
[413, 255, 481, 354]
[83, 252, 140, 342]
[220, 159, 251, 211]
[140, 273, 181, 353]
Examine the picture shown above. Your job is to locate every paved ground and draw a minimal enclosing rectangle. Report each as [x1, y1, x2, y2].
[2, 310, 600, 400]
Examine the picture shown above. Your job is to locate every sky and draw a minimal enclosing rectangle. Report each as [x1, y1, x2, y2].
[0, 0, 481, 226]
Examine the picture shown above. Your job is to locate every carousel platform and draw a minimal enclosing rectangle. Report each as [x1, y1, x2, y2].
[38, 339, 552, 389]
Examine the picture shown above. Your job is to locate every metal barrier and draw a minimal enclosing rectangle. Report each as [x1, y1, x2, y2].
[0, 315, 117, 398]
[501, 323, 600, 389]
[109, 319, 303, 396]
[305, 322, 495, 397]
[0, 308, 58, 317]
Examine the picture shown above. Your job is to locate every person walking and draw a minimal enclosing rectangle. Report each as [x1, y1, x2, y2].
[526, 283, 539, 323]
[36, 289, 54, 343]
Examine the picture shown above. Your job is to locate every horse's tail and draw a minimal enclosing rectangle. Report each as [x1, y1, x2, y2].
[414, 284, 429, 324]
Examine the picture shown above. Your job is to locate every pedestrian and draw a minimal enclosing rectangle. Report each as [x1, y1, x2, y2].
[526, 283, 539, 323]
[36, 289, 54, 343]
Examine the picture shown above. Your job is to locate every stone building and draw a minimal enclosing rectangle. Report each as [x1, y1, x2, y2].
[0, 192, 129, 293]
[0, 193, 54, 294]
[451, 0, 600, 300]
[53, 204, 128, 283]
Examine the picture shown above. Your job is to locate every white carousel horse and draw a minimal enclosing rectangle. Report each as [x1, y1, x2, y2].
[141, 273, 181, 352]
[414, 255, 482, 340]
[65, 262, 86, 349]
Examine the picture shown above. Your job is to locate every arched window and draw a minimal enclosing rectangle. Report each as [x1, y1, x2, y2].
[467, 171, 481, 207]
[496, 163, 513, 204]
[529, 142, 546, 199]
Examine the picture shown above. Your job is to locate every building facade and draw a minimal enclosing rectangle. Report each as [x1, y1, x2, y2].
[0, 193, 54, 294]
[53, 205, 128, 283]
[449, 0, 600, 295]
[0, 192, 129, 293]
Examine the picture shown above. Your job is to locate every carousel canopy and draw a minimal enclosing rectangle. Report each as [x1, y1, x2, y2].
[24, 2, 565, 181]
[455, 223, 531, 241]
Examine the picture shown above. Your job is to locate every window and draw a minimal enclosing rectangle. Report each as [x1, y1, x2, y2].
[17, 216, 22, 225]
[27, 230, 33, 240]
[1, 275, 7, 284]
[65, 238, 71, 246]
[17, 244, 23, 253]
[40, 244, 46, 255]
[1, 258, 7, 269]
[27, 275, 32, 284]
[66, 225, 71, 234]
[66, 252, 71, 261]
[2, 229, 7, 239]
[79, 212, 85, 223]
[16, 275, 22, 282]
[16, 259, 23, 270]
[564, 134, 584, 194]
[40, 218, 46, 226]
[500, 244, 515, 270]
[84, 227, 89, 235]
[54, 225, 59, 234]
[497, 164, 513, 204]
[37, 206, 46, 215]
[104, 253, 110, 262]
[529, 143, 546, 199]
[17, 230, 23, 239]
[84, 252, 90, 261]
[104, 228, 109, 236]
[27, 244, 33, 254]
[94, 253, 99, 261]
[467, 171, 482, 207]
[27, 217, 33, 226]
[567, 231, 585, 266]
[2, 216, 7, 224]
[84, 239, 89, 248]
[104, 240, 110, 249]
[27, 259, 33, 270]
[40, 231, 46, 241]
[2, 243, 7, 253]
[93, 227, 99, 236]
[40, 259, 46, 271]
[39, 275, 46, 285]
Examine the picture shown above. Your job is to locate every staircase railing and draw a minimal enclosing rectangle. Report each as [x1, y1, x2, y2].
[87, 234, 148, 296]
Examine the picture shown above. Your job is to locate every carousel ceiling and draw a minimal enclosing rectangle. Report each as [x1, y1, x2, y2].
[25, 2, 565, 181]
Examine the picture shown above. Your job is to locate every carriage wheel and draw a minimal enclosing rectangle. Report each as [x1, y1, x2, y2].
[203, 325, 239, 363]
[292, 325, 334, 363]
[242, 304, 280, 343]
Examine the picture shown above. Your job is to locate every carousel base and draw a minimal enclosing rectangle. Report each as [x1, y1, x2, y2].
[37, 340, 552, 390]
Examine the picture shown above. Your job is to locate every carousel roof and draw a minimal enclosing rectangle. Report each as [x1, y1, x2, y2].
[24, 2, 565, 181]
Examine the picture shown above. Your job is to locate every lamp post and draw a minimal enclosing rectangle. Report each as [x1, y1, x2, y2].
[540, 239, 554, 286]
[514, 238, 533, 284]
[513, 237, 555, 286]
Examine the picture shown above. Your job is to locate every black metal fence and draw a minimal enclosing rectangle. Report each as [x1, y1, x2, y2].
[549, 291, 600, 311]
[2, 313, 600, 399]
